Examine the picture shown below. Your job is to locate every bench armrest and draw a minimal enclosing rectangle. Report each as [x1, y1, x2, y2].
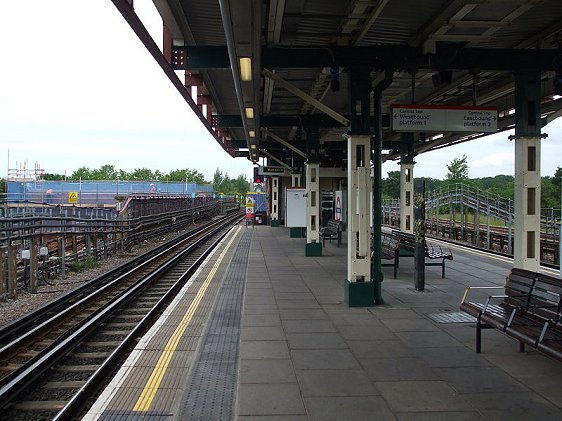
[483, 294, 509, 313]
[460, 286, 506, 305]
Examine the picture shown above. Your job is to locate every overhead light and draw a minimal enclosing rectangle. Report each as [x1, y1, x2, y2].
[250, 144, 257, 149]
[239, 57, 252, 81]
[245, 107, 255, 119]
[249, 130, 256, 138]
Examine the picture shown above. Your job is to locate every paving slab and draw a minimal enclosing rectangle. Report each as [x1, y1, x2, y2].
[282, 319, 336, 333]
[236, 383, 306, 416]
[359, 357, 440, 381]
[239, 359, 297, 384]
[347, 340, 414, 359]
[376, 380, 474, 412]
[463, 391, 562, 420]
[242, 313, 281, 327]
[295, 369, 378, 397]
[304, 396, 395, 421]
[286, 332, 348, 350]
[291, 349, 361, 370]
[240, 340, 290, 360]
[396, 411, 485, 420]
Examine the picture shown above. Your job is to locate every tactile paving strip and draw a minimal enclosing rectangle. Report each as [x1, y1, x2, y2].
[428, 312, 477, 323]
[177, 229, 251, 420]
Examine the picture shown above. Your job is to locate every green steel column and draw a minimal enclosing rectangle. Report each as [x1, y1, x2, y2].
[372, 69, 394, 304]
[345, 66, 377, 306]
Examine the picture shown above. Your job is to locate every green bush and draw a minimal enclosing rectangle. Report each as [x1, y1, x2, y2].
[69, 257, 98, 272]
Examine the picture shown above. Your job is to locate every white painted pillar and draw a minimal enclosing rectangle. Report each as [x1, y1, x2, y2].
[292, 173, 301, 187]
[514, 136, 541, 271]
[347, 135, 371, 282]
[271, 177, 279, 221]
[400, 163, 414, 233]
[306, 163, 320, 244]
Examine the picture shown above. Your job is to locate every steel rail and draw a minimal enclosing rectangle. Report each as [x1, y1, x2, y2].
[0, 213, 239, 350]
[0, 213, 242, 409]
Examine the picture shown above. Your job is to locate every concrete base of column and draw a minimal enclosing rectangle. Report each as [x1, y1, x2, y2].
[271, 219, 280, 227]
[344, 280, 374, 307]
[305, 242, 322, 257]
[290, 227, 306, 238]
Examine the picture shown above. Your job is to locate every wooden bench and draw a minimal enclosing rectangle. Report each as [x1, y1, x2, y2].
[381, 232, 400, 278]
[460, 268, 562, 360]
[391, 230, 453, 278]
[320, 220, 343, 247]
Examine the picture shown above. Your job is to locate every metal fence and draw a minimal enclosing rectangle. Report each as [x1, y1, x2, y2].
[6, 180, 215, 206]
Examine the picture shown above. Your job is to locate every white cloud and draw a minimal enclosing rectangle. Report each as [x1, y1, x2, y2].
[471, 152, 514, 169]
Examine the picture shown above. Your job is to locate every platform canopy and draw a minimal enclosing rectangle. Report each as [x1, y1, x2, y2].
[115, 0, 562, 166]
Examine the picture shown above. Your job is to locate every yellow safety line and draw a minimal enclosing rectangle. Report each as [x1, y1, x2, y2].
[133, 226, 241, 411]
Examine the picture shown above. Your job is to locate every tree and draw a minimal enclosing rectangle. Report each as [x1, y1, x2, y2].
[130, 168, 156, 180]
[70, 166, 93, 180]
[445, 155, 470, 184]
[213, 168, 226, 192]
[168, 169, 206, 183]
[382, 171, 401, 200]
[231, 173, 250, 194]
[43, 173, 65, 180]
[92, 164, 117, 180]
[552, 167, 562, 208]
[542, 167, 562, 209]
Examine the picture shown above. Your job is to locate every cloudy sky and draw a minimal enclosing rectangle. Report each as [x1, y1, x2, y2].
[0, 1, 560, 182]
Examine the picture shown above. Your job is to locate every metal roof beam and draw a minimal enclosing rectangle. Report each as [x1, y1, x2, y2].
[264, 130, 307, 158]
[259, 149, 293, 171]
[262, 45, 562, 71]
[215, 114, 391, 128]
[263, 69, 350, 126]
[176, 45, 562, 72]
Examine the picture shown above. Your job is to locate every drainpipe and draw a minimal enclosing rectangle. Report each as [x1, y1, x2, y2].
[218, 0, 250, 149]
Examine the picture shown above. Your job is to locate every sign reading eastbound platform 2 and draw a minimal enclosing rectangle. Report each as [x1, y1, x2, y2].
[392, 104, 497, 133]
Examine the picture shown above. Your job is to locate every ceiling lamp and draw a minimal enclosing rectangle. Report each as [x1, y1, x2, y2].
[239, 57, 252, 82]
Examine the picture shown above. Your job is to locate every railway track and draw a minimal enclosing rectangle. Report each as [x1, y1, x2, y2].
[383, 217, 560, 267]
[0, 212, 243, 420]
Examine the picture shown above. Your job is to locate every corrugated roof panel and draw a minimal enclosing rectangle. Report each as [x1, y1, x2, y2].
[470, 0, 562, 48]
[358, 0, 450, 45]
[464, 3, 521, 21]
[179, 0, 225, 45]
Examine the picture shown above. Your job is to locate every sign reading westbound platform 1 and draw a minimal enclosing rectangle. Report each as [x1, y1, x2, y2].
[392, 105, 497, 133]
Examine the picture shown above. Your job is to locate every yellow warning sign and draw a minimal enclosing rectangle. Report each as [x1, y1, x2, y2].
[68, 191, 79, 204]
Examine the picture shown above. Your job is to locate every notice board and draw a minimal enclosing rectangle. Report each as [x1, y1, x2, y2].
[285, 187, 307, 227]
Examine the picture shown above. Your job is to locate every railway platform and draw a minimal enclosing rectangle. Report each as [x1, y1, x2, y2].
[84, 224, 562, 420]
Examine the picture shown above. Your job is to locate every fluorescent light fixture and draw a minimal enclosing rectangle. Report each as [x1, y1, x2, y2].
[245, 107, 255, 119]
[249, 130, 256, 138]
[239, 57, 252, 81]
[250, 144, 257, 149]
